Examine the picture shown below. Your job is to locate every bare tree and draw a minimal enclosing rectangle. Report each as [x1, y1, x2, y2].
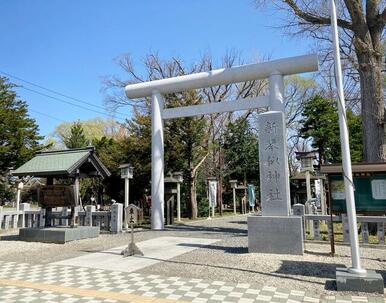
[284, 75, 317, 173]
[103, 51, 267, 218]
[256, 0, 386, 162]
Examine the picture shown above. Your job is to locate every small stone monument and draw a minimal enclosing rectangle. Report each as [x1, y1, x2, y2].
[110, 202, 123, 233]
[121, 204, 143, 257]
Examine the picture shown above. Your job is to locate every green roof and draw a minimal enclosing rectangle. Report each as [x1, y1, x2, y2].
[12, 148, 110, 178]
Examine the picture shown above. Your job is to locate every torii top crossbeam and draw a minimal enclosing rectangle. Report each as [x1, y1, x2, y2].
[125, 54, 318, 98]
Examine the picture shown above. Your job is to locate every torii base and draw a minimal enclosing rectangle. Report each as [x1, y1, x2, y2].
[336, 267, 384, 294]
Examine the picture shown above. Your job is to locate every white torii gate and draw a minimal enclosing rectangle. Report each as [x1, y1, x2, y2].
[125, 54, 318, 230]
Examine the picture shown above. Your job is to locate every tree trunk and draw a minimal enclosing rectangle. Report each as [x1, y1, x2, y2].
[277, 0, 386, 161]
[185, 163, 198, 219]
[218, 147, 223, 216]
[218, 174, 223, 216]
[243, 173, 247, 214]
[190, 175, 198, 219]
[184, 168, 192, 219]
[356, 46, 385, 162]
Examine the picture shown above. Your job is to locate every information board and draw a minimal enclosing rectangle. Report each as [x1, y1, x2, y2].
[39, 185, 76, 207]
[330, 174, 386, 213]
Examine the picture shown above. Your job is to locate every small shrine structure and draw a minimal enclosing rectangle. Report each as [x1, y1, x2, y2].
[12, 147, 110, 228]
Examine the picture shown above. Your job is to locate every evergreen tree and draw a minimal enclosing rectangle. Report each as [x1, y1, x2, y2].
[222, 117, 259, 184]
[165, 90, 208, 219]
[117, 109, 152, 203]
[62, 121, 89, 148]
[0, 77, 43, 202]
[299, 95, 363, 164]
[88, 136, 120, 204]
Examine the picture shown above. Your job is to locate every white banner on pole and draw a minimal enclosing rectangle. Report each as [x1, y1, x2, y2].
[208, 181, 217, 207]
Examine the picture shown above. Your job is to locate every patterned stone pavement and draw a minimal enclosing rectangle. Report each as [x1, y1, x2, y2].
[0, 261, 384, 303]
[0, 285, 119, 303]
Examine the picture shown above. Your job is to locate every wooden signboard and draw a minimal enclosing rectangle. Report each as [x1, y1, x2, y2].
[125, 204, 140, 225]
[39, 185, 76, 208]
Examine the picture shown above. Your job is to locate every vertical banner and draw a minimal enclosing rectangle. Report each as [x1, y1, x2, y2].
[208, 181, 217, 207]
[248, 184, 256, 207]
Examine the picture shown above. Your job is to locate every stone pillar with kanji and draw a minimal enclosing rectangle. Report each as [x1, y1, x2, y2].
[258, 111, 291, 216]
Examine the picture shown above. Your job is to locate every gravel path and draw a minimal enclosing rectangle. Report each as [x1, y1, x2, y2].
[0, 215, 385, 296]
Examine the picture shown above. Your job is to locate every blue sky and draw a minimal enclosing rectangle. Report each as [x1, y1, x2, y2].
[0, 0, 312, 137]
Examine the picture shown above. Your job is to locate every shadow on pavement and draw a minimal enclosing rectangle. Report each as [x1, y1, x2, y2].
[377, 270, 386, 286]
[324, 280, 337, 290]
[0, 234, 20, 241]
[228, 221, 247, 225]
[81, 249, 122, 256]
[166, 223, 247, 235]
[177, 242, 248, 254]
[304, 249, 332, 257]
[275, 260, 344, 279]
[136, 255, 327, 286]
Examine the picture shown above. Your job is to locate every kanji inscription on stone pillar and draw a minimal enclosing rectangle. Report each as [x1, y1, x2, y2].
[258, 111, 290, 216]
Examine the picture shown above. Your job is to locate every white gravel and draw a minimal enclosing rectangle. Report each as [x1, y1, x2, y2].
[0, 215, 385, 296]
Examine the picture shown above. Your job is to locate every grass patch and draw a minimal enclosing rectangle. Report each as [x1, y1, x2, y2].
[306, 222, 381, 244]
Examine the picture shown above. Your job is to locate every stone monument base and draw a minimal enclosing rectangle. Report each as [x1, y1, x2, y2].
[336, 267, 384, 294]
[19, 226, 100, 244]
[121, 242, 144, 257]
[248, 215, 304, 255]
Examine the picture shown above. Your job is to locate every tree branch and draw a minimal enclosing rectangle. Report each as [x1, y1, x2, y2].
[284, 0, 352, 30]
[343, 0, 365, 28]
[380, 7, 386, 25]
[192, 152, 209, 176]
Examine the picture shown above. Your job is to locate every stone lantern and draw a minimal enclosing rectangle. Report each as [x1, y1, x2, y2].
[119, 163, 134, 230]
[295, 152, 317, 204]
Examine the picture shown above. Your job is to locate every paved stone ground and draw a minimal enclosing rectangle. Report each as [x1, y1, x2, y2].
[0, 285, 119, 303]
[0, 215, 385, 302]
[0, 260, 385, 303]
[51, 236, 220, 273]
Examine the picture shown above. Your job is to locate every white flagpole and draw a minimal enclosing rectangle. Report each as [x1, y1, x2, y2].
[329, 0, 365, 275]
